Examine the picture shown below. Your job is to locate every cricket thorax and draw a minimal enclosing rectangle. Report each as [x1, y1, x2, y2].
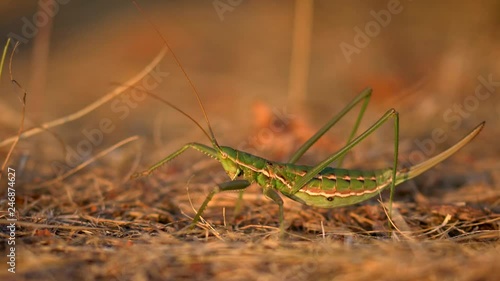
[218, 146, 274, 184]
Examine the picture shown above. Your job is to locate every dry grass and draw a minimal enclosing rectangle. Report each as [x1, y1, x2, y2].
[0, 148, 498, 280]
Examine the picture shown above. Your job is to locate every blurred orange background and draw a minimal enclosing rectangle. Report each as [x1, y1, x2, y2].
[0, 1, 498, 173]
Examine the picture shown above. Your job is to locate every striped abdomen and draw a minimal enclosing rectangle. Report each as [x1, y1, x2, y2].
[274, 165, 394, 208]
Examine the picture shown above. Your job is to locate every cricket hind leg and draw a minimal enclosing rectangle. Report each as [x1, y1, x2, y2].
[288, 87, 372, 166]
[236, 88, 371, 232]
[228, 86, 373, 222]
[189, 180, 251, 229]
[291, 108, 399, 228]
[292, 108, 399, 193]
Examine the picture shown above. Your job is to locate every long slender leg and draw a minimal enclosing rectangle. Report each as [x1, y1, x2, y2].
[190, 180, 251, 227]
[338, 90, 371, 167]
[230, 90, 371, 223]
[131, 142, 217, 178]
[291, 108, 399, 227]
[263, 186, 285, 237]
[291, 108, 399, 193]
[388, 112, 399, 226]
[288, 87, 372, 165]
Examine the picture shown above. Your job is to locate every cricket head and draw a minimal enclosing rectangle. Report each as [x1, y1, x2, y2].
[218, 146, 243, 180]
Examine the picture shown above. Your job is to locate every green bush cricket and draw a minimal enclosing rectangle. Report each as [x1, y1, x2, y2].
[131, 1, 485, 235]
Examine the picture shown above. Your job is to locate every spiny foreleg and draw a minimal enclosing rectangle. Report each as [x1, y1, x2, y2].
[131, 143, 217, 178]
[189, 180, 250, 228]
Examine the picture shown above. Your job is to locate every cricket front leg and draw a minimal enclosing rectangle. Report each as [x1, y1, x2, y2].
[190, 180, 251, 229]
[131, 142, 217, 178]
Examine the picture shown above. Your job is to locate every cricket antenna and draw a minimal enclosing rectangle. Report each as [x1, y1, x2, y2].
[132, 0, 220, 149]
[120, 84, 213, 144]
